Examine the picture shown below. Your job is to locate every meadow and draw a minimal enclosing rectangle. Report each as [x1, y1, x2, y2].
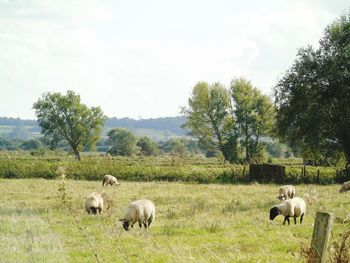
[0, 152, 345, 185]
[1, 178, 349, 262]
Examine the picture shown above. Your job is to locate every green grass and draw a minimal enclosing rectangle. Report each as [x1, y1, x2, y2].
[0, 179, 349, 262]
[0, 152, 342, 184]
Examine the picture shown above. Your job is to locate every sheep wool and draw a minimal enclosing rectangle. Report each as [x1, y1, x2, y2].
[277, 185, 296, 201]
[102, 174, 120, 187]
[339, 181, 350, 193]
[119, 199, 155, 231]
[85, 192, 104, 215]
[270, 197, 306, 225]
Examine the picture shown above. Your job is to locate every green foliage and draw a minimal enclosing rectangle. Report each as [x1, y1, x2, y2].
[33, 90, 106, 160]
[137, 136, 159, 156]
[0, 153, 340, 184]
[159, 138, 189, 157]
[20, 139, 44, 150]
[231, 78, 275, 163]
[274, 12, 350, 167]
[182, 81, 240, 163]
[107, 128, 139, 156]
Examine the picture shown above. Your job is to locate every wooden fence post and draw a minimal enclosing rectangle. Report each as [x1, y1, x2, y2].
[311, 211, 333, 263]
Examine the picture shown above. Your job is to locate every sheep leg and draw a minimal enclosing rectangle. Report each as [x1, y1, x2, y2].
[300, 213, 304, 224]
[294, 216, 297, 224]
[147, 217, 152, 227]
[98, 208, 102, 214]
[143, 222, 147, 228]
[138, 220, 142, 228]
[283, 216, 290, 225]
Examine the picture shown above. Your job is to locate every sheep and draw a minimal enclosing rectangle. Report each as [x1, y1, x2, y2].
[85, 192, 104, 215]
[119, 199, 155, 231]
[269, 197, 306, 225]
[339, 181, 350, 193]
[277, 185, 296, 201]
[102, 174, 120, 187]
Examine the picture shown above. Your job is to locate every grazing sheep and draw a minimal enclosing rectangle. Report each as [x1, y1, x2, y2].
[102, 174, 120, 187]
[119, 199, 155, 231]
[339, 181, 350, 193]
[269, 197, 306, 225]
[85, 192, 104, 215]
[277, 185, 296, 201]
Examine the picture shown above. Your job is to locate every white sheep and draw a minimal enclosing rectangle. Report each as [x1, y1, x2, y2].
[339, 181, 350, 193]
[102, 174, 120, 187]
[85, 192, 104, 215]
[269, 197, 306, 225]
[119, 199, 155, 231]
[277, 185, 296, 201]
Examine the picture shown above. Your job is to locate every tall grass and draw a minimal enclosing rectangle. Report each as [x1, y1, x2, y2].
[0, 152, 343, 184]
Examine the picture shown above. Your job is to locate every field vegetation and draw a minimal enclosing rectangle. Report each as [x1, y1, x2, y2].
[0, 152, 347, 185]
[0, 178, 349, 262]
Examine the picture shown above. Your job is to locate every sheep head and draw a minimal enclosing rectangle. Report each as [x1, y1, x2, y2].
[119, 219, 129, 231]
[269, 207, 280, 221]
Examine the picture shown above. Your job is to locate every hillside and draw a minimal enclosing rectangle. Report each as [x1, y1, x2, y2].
[0, 116, 188, 141]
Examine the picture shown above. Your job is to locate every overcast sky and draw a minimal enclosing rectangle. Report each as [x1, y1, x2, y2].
[0, 0, 348, 119]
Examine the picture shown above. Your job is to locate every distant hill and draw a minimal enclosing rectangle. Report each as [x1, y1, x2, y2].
[0, 116, 188, 141]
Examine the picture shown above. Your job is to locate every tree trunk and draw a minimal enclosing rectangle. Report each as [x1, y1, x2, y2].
[73, 148, 81, 161]
[343, 144, 350, 168]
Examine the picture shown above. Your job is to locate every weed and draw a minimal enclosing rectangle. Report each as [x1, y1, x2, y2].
[222, 197, 249, 214]
[332, 231, 350, 263]
[300, 243, 319, 263]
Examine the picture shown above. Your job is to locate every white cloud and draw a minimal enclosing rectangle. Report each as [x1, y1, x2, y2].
[0, 0, 348, 118]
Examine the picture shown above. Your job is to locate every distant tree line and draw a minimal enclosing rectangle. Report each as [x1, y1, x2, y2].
[0, 117, 37, 126]
[105, 116, 188, 135]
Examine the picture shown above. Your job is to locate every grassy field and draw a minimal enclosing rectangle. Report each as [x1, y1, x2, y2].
[0, 152, 344, 184]
[1, 179, 349, 262]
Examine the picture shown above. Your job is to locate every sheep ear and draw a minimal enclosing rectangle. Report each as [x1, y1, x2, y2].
[118, 219, 124, 222]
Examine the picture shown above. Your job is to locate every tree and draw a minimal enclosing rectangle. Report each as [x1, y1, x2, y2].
[20, 139, 44, 150]
[159, 138, 189, 156]
[231, 78, 275, 163]
[137, 136, 159, 156]
[33, 90, 106, 160]
[181, 82, 239, 163]
[274, 12, 350, 167]
[107, 128, 139, 156]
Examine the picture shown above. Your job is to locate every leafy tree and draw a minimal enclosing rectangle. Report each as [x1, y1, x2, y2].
[0, 137, 11, 150]
[265, 141, 288, 158]
[231, 78, 275, 163]
[33, 90, 106, 160]
[20, 139, 44, 150]
[137, 136, 159, 156]
[274, 13, 350, 167]
[107, 128, 139, 156]
[182, 82, 239, 163]
[160, 138, 189, 156]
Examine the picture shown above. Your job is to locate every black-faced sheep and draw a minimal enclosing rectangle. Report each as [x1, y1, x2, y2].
[102, 174, 120, 187]
[270, 197, 306, 225]
[277, 185, 296, 201]
[119, 199, 155, 231]
[339, 181, 350, 193]
[85, 192, 104, 214]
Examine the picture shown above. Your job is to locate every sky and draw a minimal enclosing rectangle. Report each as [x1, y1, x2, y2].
[0, 0, 349, 119]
